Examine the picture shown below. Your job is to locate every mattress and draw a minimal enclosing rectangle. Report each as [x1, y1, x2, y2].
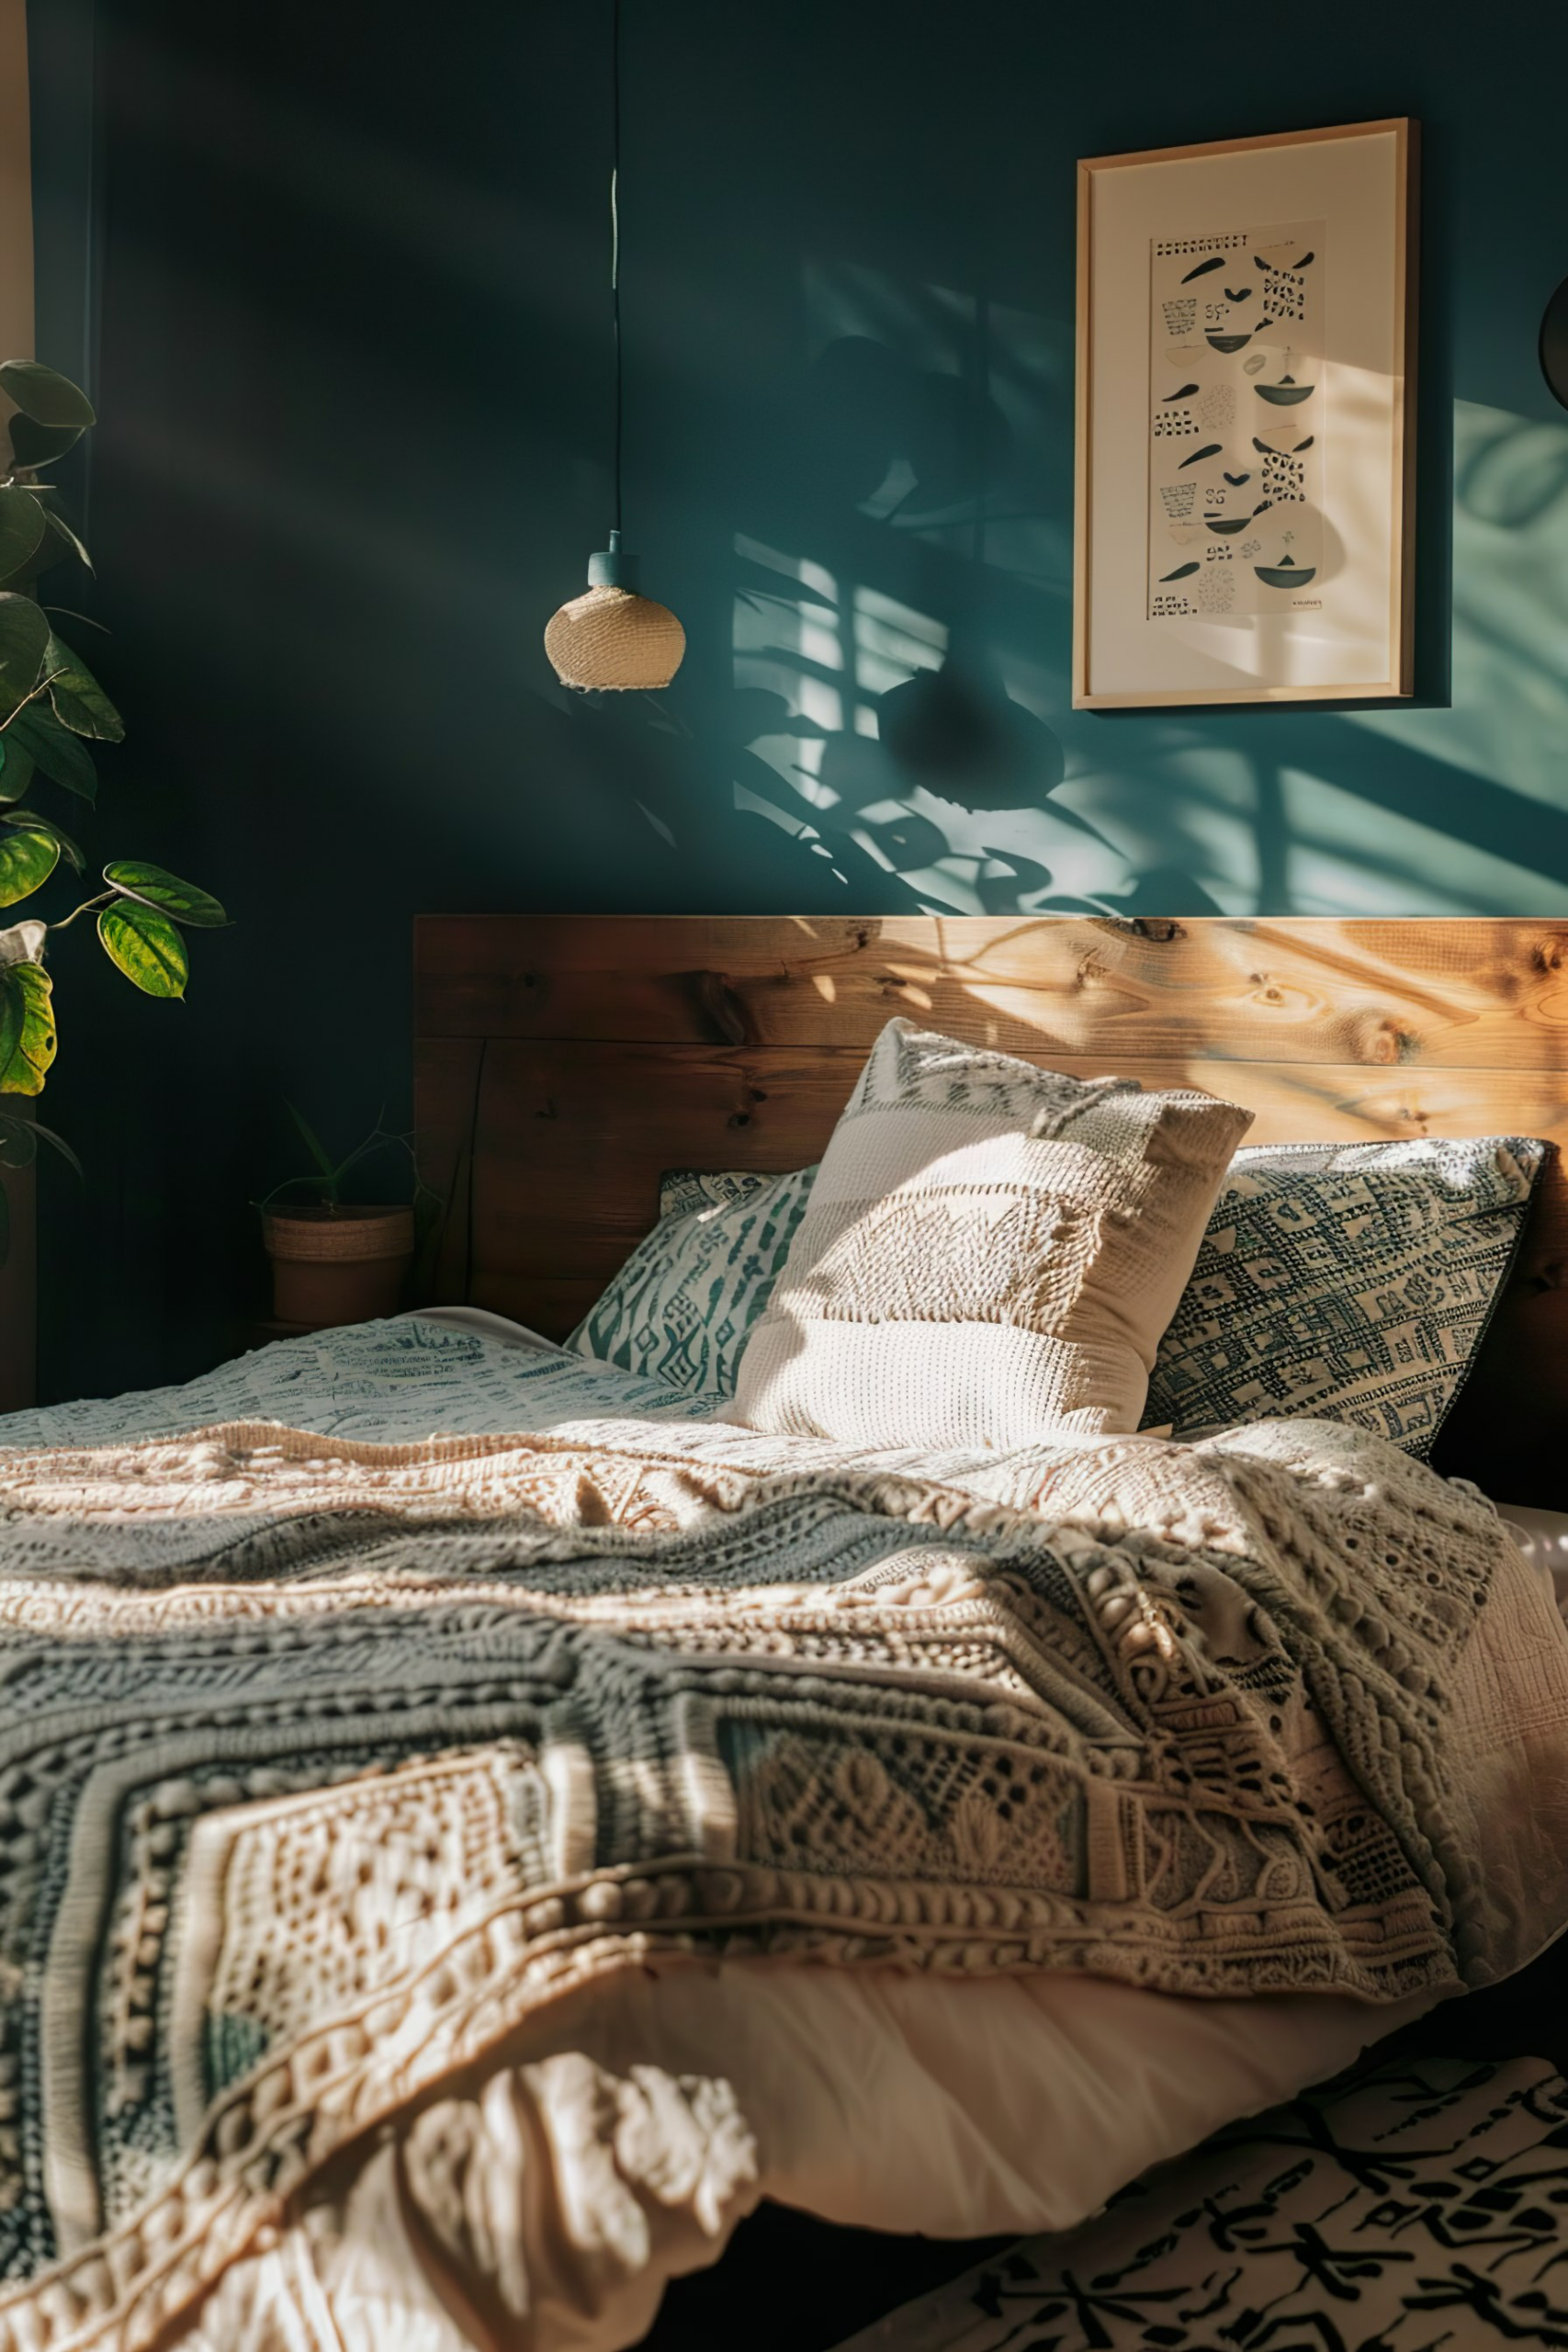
[0, 1312, 1549, 2352]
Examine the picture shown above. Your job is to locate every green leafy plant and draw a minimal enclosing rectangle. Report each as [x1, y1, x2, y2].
[0, 359, 226, 1252]
[258, 1103, 438, 1224]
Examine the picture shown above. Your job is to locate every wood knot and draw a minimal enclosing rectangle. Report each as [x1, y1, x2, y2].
[693, 970, 750, 1047]
[1535, 937, 1566, 975]
[1131, 917, 1186, 944]
[1370, 1023, 1419, 1067]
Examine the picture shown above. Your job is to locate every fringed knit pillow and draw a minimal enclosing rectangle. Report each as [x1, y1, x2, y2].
[725, 1019, 1252, 1449]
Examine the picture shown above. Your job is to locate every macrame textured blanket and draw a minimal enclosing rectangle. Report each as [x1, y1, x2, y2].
[0, 1408, 1562, 2349]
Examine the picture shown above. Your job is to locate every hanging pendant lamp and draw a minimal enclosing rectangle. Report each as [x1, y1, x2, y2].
[545, 0, 685, 691]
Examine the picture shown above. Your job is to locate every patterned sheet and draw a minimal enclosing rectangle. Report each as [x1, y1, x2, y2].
[833, 2051, 1568, 2352]
[0, 1311, 724, 1452]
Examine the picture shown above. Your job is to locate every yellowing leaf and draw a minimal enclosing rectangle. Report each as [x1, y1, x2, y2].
[0, 961, 56, 1094]
[6, 810, 82, 873]
[0, 825, 59, 906]
[104, 861, 226, 927]
[97, 903, 186, 998]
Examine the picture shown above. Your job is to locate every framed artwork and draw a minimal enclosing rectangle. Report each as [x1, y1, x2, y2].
[1073, 118, 1418, 709]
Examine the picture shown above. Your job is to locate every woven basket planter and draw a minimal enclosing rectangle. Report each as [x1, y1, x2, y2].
[544, 584, 685, 691]
[262, 1205, 415, 1330]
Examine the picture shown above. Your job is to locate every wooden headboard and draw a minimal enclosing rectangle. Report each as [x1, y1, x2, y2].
[413, 915, 1568, 1500]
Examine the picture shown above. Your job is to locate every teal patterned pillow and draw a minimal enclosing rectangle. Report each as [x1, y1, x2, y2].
[1143, 1136, 1550, 1454]
[570, 1165, 817, 1398]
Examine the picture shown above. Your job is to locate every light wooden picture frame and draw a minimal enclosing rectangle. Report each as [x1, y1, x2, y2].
[1073, 119, 1418, 710]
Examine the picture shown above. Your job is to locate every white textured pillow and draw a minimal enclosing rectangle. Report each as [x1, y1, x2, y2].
[726, 1019, 1253, 1449]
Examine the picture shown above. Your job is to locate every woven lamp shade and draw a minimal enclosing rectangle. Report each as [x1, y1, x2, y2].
[545, 582, 685, 691]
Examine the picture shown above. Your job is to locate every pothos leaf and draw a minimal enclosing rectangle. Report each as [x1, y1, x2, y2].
[6, 414, 84, 471]
[0, 487, 47, 585]
[42, 632, 124, 742]
[6, 707, 96, 801]
[0, 824, 60, 907]
[0, 738, 34, 805]
[37, 505, 93, 575]
[0, 594, 50, 703]
[97, 902, 187, 998]
[0, 363, 96, 430]
[0, 960, 56, 1094]
[0, 509, 82, 592]
[0, 1112, 83, 1178]
[5, 809, 83, 872]
[105, 861, 227, 927]
[32, 1118, 82, 1177]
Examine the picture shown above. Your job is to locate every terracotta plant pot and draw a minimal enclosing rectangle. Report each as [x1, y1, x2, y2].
[262, 1204, 415, 1330]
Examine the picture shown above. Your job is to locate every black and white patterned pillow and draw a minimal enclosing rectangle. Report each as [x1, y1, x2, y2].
[1144, 1136, 1551, 1454]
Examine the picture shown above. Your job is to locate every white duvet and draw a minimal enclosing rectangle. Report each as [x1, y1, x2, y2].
[3, 1311, 1551, 2352]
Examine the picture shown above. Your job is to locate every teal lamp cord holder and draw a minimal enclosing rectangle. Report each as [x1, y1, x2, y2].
[587, 528, 624, 589]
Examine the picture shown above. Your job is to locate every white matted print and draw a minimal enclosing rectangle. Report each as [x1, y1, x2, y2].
[1075, 120, 1416, 708]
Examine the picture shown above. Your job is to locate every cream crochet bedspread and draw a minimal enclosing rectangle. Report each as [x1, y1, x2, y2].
[0, 1406, 1563, 2350]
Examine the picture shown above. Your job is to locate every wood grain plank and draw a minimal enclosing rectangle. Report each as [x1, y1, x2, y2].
[413, 1037, 484, 1306]
[414, 915, 1568, 1072]
[439, 1037, 1568, 1287]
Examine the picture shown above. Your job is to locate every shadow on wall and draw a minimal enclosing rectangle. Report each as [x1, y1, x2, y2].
[533, 260, 1568, 920]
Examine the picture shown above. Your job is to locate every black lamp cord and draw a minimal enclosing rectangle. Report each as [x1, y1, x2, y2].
[610, 0, 623, 540]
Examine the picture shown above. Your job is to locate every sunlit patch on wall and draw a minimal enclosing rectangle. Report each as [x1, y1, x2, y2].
[728, 531, 1138, 913]
[731, 535, 953, 890]
[1349, 402, 1568, 820]
[1279, 766, 1557, 915]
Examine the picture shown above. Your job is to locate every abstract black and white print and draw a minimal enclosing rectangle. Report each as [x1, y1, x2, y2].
[1147, 218, 1326, 620]
[834, 2054, 1568, 2352]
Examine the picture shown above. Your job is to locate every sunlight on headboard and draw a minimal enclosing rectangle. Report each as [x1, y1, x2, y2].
[415, 914, 1568, 1500]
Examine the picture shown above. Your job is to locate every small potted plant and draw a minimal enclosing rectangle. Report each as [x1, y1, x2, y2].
[257, 1105, 435, 1330]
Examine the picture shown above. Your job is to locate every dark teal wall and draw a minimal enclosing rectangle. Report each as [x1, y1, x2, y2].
[23, 0, 1568, 1400]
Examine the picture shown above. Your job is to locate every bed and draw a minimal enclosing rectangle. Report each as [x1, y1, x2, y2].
[0, 910, 1563, 2352]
